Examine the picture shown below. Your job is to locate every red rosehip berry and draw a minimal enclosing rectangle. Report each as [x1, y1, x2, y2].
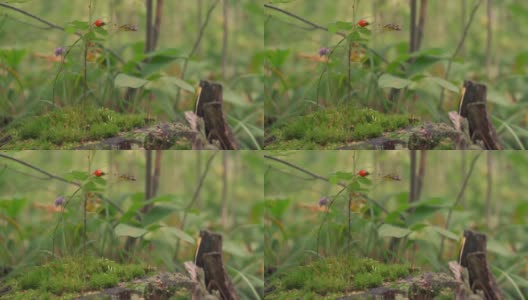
[357, 19, 369, 27]
[93, 19, 106, 27]
[357, 169, 369, 177]
[93, 169, 105, 177]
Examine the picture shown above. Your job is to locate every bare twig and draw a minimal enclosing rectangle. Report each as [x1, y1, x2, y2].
[177, 0, 219, 105]
[222, 0, 228, 79]
[0, 153, 123, 214]
[410, 0, 417, 52]
[264, 4, 335, 35]
[153, 0, 164, 51]
[264, 4, 388, 63]
[409, 150, 417, 204]
[416, 0, 428, 50]
[0, 2, 64, 30]
[440, 0, 482, 105]
[439, 151, 482, 258]
[145, 0, 153, 53]
[415, 150, 427, 201]
[152, 150, 162, 198]
[221, 152, 228, 227]
[485, 0, 492, 74]
[175, 152, 218, 258]
[0, 2, 124, 64]
[0, 153, 80, 187]
[264, 155, 330, 183]
[485, 152, 492, 226]
[263, 155, 392, 216]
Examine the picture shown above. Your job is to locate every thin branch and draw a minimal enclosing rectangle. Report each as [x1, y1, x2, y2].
[152, 0, 164, 50]
[0, 2, 124, 65]
[264, 155, 330, 183]
[222, 0, 228, 79]
[440, 0, 482, 104]
[264, 4, 388, 63]
[184, 0, 219, 75]
[416, 0, 428, 50]
[175, 151, 218, 259]
[410, 0, 417, 52]
[145, 0, 153, 53]
[485, 152, 492, 226]
[485, 0, 492, 74]
[221, 152, 228, 227]
[0, 153, 123, 214]
[0, 3, 63, 30]
[439, 151, 482, 258]
[264, 155, 392, 215]
[264, 4, 336, 35]
[0, 153, 80, 187]
[177, 0, 219, 104]
[185, 152, 218, 211]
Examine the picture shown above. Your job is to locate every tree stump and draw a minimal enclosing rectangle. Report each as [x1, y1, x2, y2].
[195, 230, 239, 300]
[459, 80, 502, 150]
[195, 80, 239, 150]
[459, 230, 504, 300]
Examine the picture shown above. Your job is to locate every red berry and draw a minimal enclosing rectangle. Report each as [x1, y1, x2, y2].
[93, 169, 105, 177]
[93, 19, 105, 27]
[358, 169, 369, 177]
[357, 19, 369, 27]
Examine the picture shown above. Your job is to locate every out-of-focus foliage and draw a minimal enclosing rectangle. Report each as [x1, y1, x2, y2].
[265, 151, 528, 299]
[0, 151, 264, 299]
[0, 0, 264, 149]
[265, 0, 528, 149]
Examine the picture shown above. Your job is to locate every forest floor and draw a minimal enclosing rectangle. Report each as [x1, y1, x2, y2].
[265, 106, 464, 150]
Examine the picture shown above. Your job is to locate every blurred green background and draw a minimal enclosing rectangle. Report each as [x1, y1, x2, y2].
[0, 150, 265, 299]
[0, 0, 264, 149]
[264, 150, 528, 298]
[265, 0, 528, 149]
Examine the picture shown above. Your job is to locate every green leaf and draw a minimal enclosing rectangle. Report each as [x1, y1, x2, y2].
[64, 20, 89, 34]
[431, 226, 459, 240]
[223, 240, 251, 257]
[347, 181, 361, 191]
[165, 227, 195, 244]
[265, 198, 290, 219]
[63, 171, 89, 181]
[266, 49, 290, 68]
[142, 205, 176, 226]
[164, 76, 195, 93]
[224, 89, 250, 106]
[0, 198, 27, 218]
[378, 74, 412, 89]
[141, 49, 185, 76]
[409, 223, 428, 231]
[335, 171, 354, 180]
[428, 77, 459, 93]
[145, 194, 186, 209]
[357, 176, 372, 186]
[487, 238, 512, 256]
[378, 224, 411, 238]
[114, 73, 149, 88]
[327, 21, 354, 33]
[114, 224, 147, 238]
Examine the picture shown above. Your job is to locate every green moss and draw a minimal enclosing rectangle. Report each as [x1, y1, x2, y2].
[1, 256, 151, 299]
[2, 105, 151, 149]
[266, 256, 415, 299]
[266, 106, 415, 149]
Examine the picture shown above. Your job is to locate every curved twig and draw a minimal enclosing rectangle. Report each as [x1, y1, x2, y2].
[439, 151, 482, 258]
[0, 2, 124, 64]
